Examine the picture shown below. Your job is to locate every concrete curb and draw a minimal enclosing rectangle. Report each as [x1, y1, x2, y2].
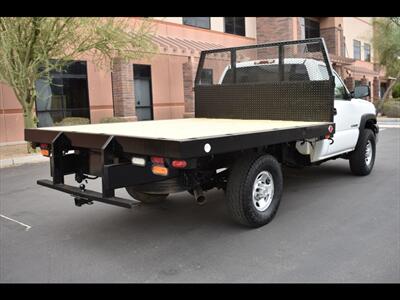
[0, 154, 48, 169]
[377, 117, 400, 122]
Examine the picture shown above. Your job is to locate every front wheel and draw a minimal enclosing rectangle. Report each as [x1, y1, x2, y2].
[226, 154, 283, 228]
[125, 188, 168, 204]
[349, 129, 376, 176]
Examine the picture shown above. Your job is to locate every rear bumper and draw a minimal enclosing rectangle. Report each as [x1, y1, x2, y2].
[37, 179, 135, 208]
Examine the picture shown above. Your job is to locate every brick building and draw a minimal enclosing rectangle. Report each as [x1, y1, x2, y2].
[0, 17, 388, 146]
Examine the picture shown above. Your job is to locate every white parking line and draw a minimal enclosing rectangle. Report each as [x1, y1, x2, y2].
[378, 125, 400, 128]
[0, 214, 31, 231]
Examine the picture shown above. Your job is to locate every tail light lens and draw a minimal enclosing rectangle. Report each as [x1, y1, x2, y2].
[40, 143, 50, 157]
[151, 156, 164, 165]
[171, 160, 187, 168]
[151, 165, 169, 176]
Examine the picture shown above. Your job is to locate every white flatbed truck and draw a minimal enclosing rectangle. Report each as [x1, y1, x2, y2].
[25, 38, 378, 227]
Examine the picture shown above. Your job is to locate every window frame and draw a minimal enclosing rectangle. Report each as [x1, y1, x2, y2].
[224, 17, 246, 36]
[35, 60, 91, 127]
[182, 17, 211, 30]
[353, 39, 361, 60]
[333, 70, 351, 100]
[304, 18, 321, 39]
[364, 43, 371, 62]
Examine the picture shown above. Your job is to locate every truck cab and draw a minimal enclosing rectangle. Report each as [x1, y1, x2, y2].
[218, 58, 378, 163]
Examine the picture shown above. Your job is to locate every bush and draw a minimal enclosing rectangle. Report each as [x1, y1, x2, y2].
[99, 117, 128, 123]
[392, 83, 400, 99]
[382, 101, 400, 118]
[54, 117, 90, 126]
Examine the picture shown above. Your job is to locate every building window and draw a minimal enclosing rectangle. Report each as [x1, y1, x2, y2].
[182, 17, 210, 29]
[35, 61, 90, 127]
[353, 40, 361, 60]
[304, 18, 320, 38]
[199, 69, 213, 85]
[364, 43, 371, 62]
[224, 17, 245, 36]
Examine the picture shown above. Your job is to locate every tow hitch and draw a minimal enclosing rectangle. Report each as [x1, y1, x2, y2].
[74, 197, 94, 207]
[37, 179, 134, 208]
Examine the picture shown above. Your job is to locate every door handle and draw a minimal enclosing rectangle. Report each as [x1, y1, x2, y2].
[333, 108, 337, 115]
[137, 101, 141, 105]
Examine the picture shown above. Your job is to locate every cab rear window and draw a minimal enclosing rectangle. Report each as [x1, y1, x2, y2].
[221, 64, 309, 84]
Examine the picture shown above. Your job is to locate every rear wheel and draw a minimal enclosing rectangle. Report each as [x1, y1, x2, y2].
[125, 188, 168, 204]
[226, 154, 283, 228]
[349, 129, 376, 176]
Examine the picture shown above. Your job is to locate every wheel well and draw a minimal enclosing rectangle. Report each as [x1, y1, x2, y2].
[365, 118, 378, 133]
[360, 114, 378, 135]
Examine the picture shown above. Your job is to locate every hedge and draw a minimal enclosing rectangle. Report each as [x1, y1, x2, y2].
[99, 117, 129, 123]
[54, 117, 90, 126]
[382, 100, 400, 118]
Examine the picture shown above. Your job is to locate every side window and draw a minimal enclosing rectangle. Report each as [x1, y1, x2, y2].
[334, 73, 347, 100]
[199, 69, 213, 85]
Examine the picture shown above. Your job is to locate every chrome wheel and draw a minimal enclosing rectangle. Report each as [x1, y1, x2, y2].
[365, 140, 373, 166]
[252, 171, 274, 212]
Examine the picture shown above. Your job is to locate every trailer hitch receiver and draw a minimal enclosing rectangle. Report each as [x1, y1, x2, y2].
[74, 196, 93, 207]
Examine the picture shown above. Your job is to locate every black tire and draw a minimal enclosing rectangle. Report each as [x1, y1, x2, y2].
[226, 154, 283, 228]
[349, 129, 376, 176]
[125, 187, 168, 204]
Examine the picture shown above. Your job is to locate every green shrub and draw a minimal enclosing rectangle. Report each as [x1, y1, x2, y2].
[392, 83, 400, 99]
[382, 101, 400, 118]
[54, 117, 90, 126]
[99, 117, 128, 123]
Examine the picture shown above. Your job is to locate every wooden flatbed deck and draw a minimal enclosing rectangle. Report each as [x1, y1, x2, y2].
[35, 118, 329, 141]
[25, 118, 334, 159]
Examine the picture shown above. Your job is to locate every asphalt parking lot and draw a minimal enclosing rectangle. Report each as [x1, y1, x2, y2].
[0, 128, 399, 283]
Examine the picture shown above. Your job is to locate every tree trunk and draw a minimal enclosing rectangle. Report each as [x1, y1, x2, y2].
[23, 109, 36, 129]
[376, 72, 400, 113]
[22, 98, 38, 153]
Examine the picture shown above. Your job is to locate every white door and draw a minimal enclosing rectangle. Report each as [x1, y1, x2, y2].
[134, 65, 153, 121]
[325, 72, 360, 156]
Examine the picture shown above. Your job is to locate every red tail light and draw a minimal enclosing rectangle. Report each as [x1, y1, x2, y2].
[151, 156, 164, 165]
[171, 160, 187, 168]
[40, 143, 50, 157]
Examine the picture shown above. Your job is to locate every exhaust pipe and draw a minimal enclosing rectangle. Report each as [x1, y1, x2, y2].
[193, 186, 206, 205]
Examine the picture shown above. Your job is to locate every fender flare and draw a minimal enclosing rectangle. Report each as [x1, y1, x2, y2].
[359, 114, 378, 131]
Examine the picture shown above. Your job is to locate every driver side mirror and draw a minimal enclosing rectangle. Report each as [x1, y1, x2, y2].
[351, 85, 370, 99]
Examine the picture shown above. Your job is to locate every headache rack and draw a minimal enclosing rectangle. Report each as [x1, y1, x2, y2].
[194, 37, 335, 122]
